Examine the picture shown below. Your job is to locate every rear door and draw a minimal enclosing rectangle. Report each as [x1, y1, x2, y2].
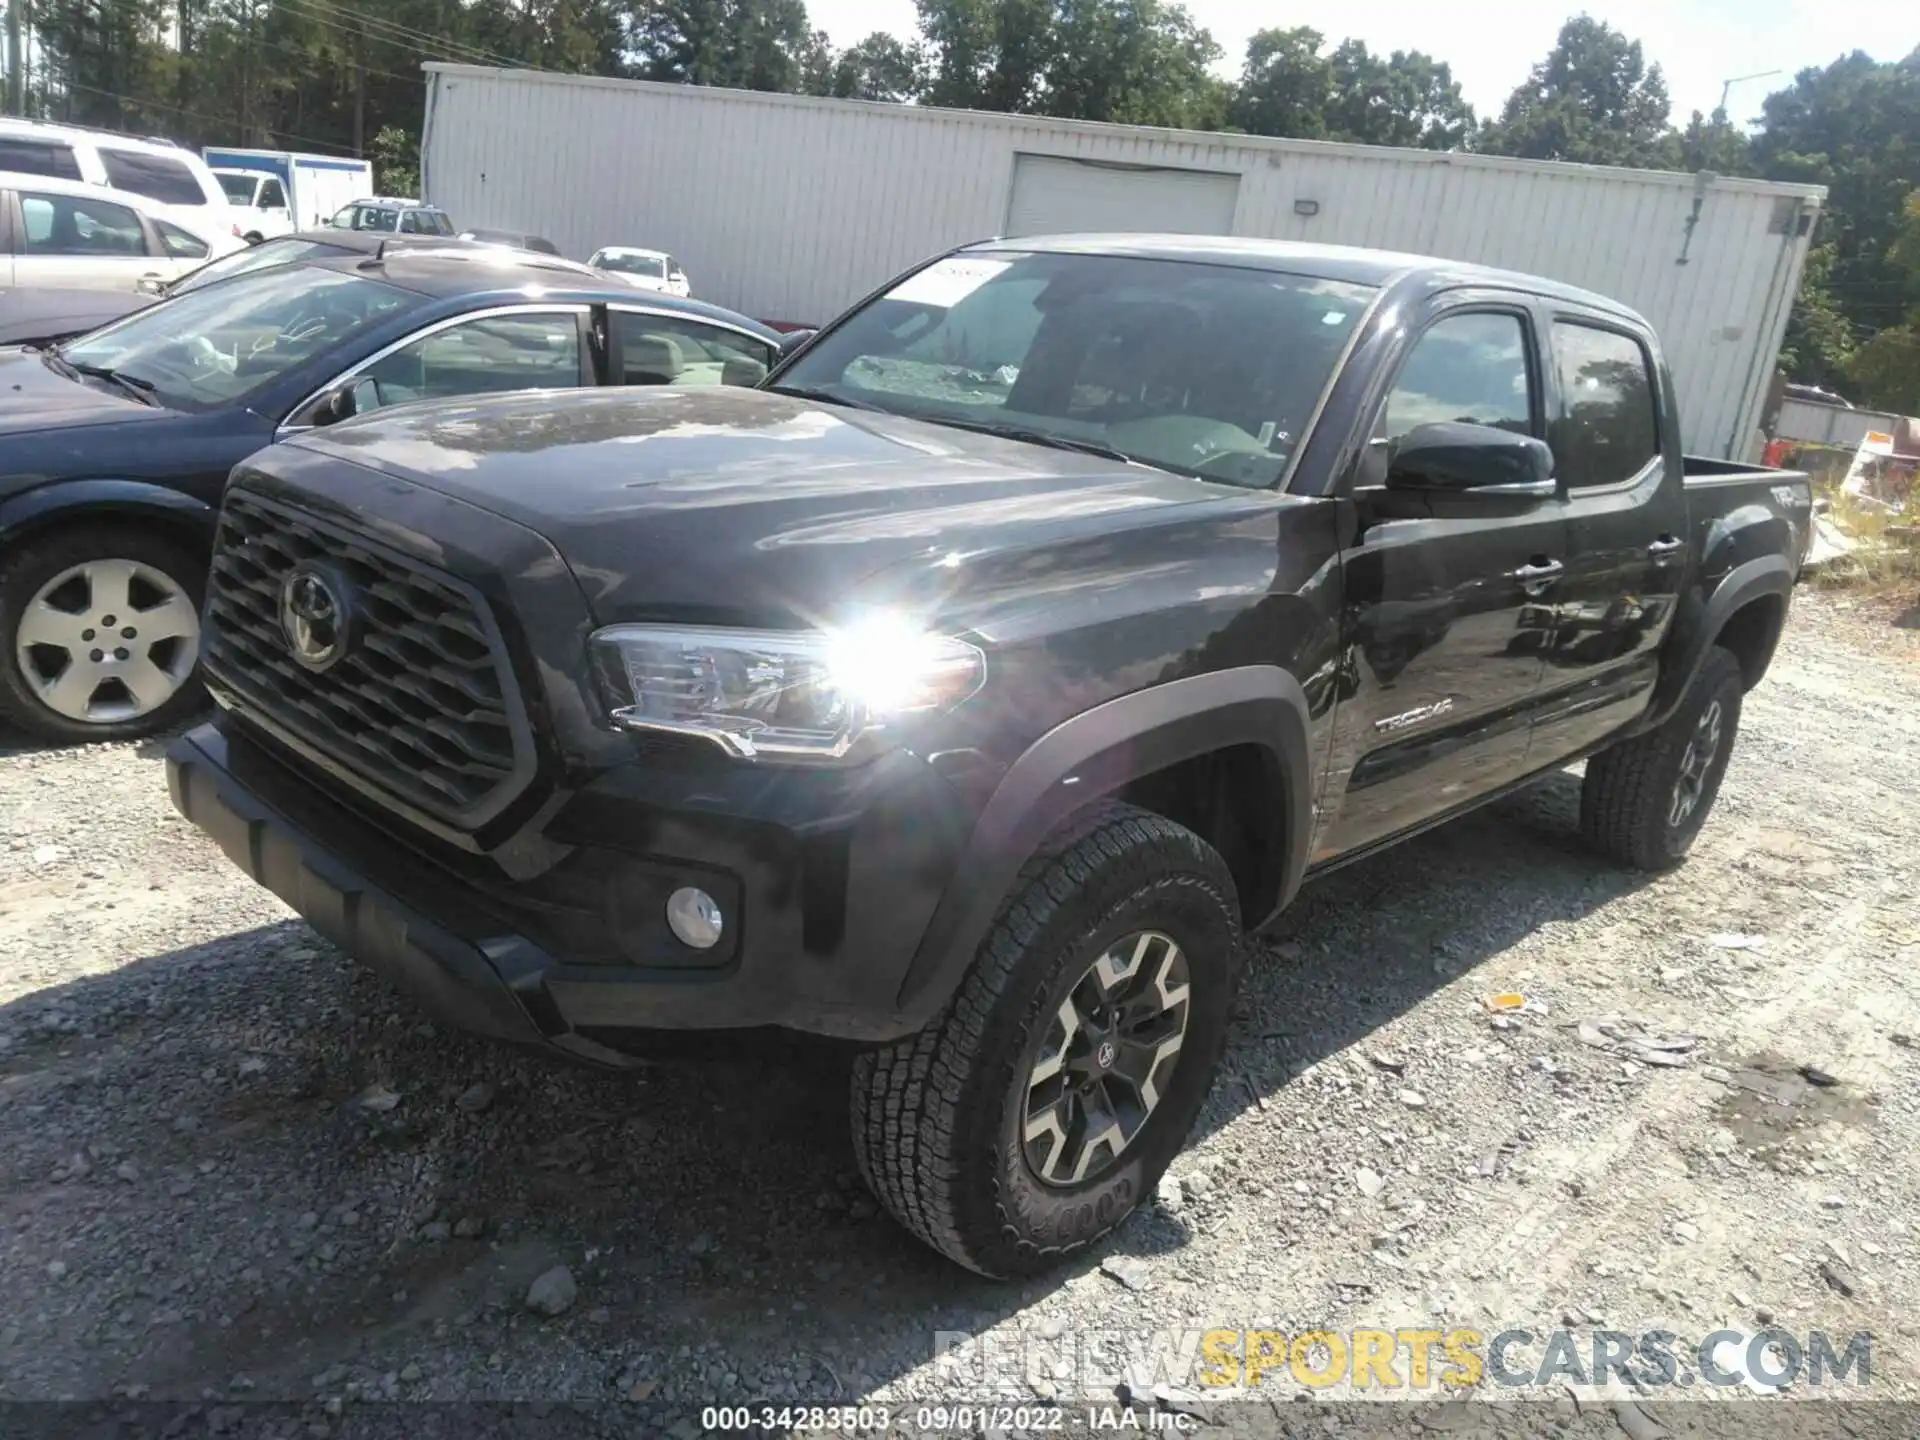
[1528, 312, 1689, 761]
[12, 188, 165, 292]
[1315, 296, 1569, 860]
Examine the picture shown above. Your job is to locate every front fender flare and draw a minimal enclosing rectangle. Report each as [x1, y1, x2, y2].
[0, 479, 218, 550]
[894, 665, 1313, 1029]
[1641, 554, 1794, 730]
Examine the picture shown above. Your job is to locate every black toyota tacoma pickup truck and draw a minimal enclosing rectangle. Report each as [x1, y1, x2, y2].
[167, 235, 1811, 1277]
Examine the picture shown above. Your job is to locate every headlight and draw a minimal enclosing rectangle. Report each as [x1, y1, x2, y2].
[591, 614, 985, 763]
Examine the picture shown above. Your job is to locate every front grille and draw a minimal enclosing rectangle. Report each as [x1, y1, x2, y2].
[202, 487, 526, 822]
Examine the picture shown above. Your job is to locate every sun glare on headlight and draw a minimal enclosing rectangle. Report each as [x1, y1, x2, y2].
[594, 613, 983, 763]
[821, 613, 980, 716]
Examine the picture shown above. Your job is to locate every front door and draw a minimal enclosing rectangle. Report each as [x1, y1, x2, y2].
[1529, 314, 1688, 761]
[1315, 299, 1569, 861]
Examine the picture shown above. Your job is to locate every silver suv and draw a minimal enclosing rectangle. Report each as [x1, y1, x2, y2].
[327, 198, 455, 237]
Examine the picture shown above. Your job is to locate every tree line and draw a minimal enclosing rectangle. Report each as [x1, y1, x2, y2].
[12, 0, 1920, 410]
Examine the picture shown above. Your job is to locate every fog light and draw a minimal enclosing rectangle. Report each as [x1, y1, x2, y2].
[665, 886, 724, 950]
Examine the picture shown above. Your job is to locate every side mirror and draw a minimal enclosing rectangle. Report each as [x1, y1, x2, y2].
[1386, 421, 1557, 498]
[315, 377, 382, 426]
[774, 329, 815, 362]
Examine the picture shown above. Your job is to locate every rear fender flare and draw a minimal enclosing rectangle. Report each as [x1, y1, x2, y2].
[894, 666, 1313, 1029]
[0, 479, 218, 552]
[1641, 554, 1794, 730]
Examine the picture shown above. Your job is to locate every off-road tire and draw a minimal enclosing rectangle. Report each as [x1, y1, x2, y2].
[1580, 644, 1744, 871]
[850, 802, 1244, 1277]
[0, 523, 207, 744]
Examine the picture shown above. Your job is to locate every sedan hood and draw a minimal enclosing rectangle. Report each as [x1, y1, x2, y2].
[0, 347, 172, 435]
[296, 386, 1249, 625]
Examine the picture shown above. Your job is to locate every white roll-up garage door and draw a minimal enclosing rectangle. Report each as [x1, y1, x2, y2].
[1004, 153, 1241, 238]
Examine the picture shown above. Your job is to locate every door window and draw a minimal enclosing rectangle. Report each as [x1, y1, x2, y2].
[1384, 312, 1534, 442]
[19, 193, 147, 256]
[612, 311, 775, 387]
[155, 220, 209, 259]
[99, 149, 208, 206]
[354, 312, 582, 411]
[1551, 323, 1660, 487]
[340, 204, 396, 232]
[259, 178, 288, 210]
[0, 137, 82, 180]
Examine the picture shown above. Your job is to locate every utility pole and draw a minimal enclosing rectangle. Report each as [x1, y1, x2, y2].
[6, 0, 24, 117]
[1717, 68, 1783, 119]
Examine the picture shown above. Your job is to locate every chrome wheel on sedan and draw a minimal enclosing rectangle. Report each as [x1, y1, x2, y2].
[15, 558, 200, 724]
[0, 528, 207, 743]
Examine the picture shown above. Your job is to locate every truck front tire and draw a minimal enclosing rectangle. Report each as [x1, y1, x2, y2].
[1580, 645, 1745, 871]
[850, 803, 1244, 1277]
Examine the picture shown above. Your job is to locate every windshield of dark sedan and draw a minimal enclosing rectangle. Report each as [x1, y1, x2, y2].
[60, 264, 421, 412]
[171, 237, 349, 296]
[773, 251, 1376, 487]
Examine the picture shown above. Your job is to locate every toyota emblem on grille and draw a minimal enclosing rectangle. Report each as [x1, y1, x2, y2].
[279, 563, 354, 672]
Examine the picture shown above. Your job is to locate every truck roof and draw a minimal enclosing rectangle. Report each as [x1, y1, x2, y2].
[978, 233, 1643, 323]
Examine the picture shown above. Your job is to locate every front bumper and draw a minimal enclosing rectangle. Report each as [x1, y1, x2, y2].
[167, 720, 977, 1058]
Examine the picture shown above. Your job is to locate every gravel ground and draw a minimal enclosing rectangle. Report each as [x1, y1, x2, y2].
[2, 591, 1918, 1436]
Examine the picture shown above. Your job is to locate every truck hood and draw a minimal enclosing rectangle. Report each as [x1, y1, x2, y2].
[0, 347, 172, 436]
[298, 386, 1252, 625]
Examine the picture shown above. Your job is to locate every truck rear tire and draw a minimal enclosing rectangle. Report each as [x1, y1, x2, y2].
[850, 802, 1244, 1277]
[1580, 645, 1744, 871]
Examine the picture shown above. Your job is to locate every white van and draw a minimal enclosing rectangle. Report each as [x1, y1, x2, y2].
[0, 119, 236, 237]
[0, 172, 240, 291]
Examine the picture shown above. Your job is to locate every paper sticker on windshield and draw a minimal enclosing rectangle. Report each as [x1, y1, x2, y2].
[889, 257, 1011, 308]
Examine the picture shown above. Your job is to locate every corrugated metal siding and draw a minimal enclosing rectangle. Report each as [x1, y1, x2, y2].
[421, 66, 1825, 458]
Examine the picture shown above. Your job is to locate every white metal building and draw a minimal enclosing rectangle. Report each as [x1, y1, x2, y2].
[420, 64, 1828, 458]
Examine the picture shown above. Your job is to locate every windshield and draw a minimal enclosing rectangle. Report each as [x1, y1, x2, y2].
[216, 172, 258, 204]
[171, 237, 347, 296]
[774, 251, 1375, 487]
[61, 264, 421, 412]
[599, 252, 667, 279]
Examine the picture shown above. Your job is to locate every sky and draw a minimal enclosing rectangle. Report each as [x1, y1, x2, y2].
[801, 0, 1920, 126]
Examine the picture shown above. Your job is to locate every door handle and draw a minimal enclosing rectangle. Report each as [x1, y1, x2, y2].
[1647, 536, 1686, 558]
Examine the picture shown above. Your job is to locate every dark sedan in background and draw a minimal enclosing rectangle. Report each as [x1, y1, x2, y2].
[0, 230, 603, 347]
[0, 247, 786, 743]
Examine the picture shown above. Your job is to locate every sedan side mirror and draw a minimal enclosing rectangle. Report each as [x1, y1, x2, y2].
[774, 329, 815, 362]
[315, 376, 383, 427]
[1386, 421, 1557, 499]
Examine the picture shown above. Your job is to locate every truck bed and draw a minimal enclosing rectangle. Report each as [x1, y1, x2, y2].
[1682, 455, 1814, 574]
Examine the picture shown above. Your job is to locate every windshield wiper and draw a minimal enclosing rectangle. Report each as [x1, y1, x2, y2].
[63, 357, 157, 406]
[929, 416, 1143, 467]
[764, 383, 881, 412]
